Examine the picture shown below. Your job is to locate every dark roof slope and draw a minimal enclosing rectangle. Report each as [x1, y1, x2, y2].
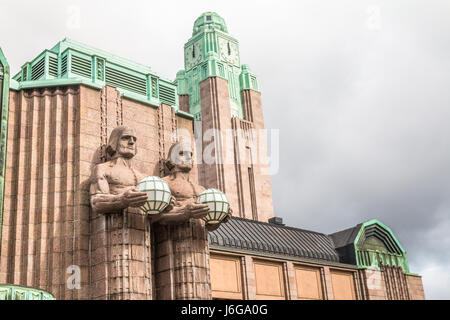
[329, 224, 362, 249]
[208, 217, 340, 262]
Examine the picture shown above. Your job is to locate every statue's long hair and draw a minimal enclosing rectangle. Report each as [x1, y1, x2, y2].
[163, 140, 193, 176]
[105, 126, 137, 160]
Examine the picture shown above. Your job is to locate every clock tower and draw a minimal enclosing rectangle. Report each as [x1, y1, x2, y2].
[176, 12, 274, 222]
[177, 12, 252, 119]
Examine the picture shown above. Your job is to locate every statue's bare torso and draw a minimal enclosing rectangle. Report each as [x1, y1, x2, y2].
[163, 175, 205, 207]
[91, 158, 146, 196]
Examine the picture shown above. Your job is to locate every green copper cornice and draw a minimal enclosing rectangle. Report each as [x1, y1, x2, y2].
[50, 38, 153, 74]
[176, 109, 195, 120]
[0, 47, 10, 256]
[0, 284, 55, 300]
[12, 38, 180, 110]
[354, 219, 410, 273]
[239, 65, 260, 92]
[175, 70, 189, 95]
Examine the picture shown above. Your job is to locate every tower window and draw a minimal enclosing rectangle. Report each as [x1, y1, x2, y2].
[227, 42, 231, 55]
[206, 15, 212, 21]
[192, 44, 195, 58]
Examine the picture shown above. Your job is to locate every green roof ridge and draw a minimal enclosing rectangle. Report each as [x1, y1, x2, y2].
[51, 38, 154, 75]
[11, 38, 182, 109]
[353, 219, 410, 273]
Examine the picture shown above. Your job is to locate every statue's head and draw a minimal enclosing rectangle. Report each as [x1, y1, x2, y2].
[106, 126, 138, 159]
[166, 140, 193, 173]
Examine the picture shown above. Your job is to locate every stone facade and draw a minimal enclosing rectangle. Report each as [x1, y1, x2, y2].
[198, 77, 274, 222]
[1, 86, 85, 299]
[406, 274, 426, 300]
[0, 85, 196, 299]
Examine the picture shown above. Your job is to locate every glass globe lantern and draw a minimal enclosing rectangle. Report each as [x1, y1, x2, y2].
[197, 188, 230, 224]
[136, 176, 172, 214]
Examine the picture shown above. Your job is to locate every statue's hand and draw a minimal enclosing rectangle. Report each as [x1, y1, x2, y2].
[152, 202, 208, 225]
[122, 188, 148, 208]
[186, 203, 210, 219]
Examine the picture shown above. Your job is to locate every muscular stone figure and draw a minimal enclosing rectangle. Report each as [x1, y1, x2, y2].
[90, 125, 212, 224]
[151, 140, 232, 299]
[151, 140, 232, 231]
[90, 126, 148, 214]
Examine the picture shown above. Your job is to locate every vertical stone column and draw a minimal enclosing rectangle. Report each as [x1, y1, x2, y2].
[240, 89, 274, 222]
[322, 266, 334, 300]
[231, 118, 261, 220]
[96, 209, 152, 300]
[153, 220, 211, 300]
[178, 95, 190, 114]
[381, 265, 411, 300]
[285, 261, 297, 300]
[242, 255, 256, 300]
[285, 262, 298, 300]
[199, 77, 239, 214]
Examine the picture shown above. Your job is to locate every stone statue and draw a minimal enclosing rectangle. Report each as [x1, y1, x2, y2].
[152, 140, 232, 231]
[90, 126, 148, 214]
[90, 126, 229, 228]
[89, 126, 231, 300]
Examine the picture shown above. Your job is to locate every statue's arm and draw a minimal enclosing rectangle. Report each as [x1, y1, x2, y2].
[90, 194, 127, 214]
[90, 164, 147, 214]
[90, 164, 122, 214]
[149, 190, 210, 225]
[150, 204, 188, 224]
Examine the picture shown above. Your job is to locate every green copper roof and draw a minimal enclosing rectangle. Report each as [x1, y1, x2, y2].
[0, 284, 55, 300]
[354, 220, 410, 273]
[193, 12, 228, 36]
[11, 38, 182, 112]
[330, 219, 411, 273]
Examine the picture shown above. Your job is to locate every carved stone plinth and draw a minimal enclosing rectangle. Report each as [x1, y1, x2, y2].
[90, 208, 152, 300]
[153, 219, 211, 300]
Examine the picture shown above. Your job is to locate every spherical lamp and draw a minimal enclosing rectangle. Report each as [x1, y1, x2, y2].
[136, 176, 172, 214]
[197, 188, 230, 224]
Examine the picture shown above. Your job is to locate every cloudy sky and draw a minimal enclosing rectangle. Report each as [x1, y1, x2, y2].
[1, 0, 449, 299]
